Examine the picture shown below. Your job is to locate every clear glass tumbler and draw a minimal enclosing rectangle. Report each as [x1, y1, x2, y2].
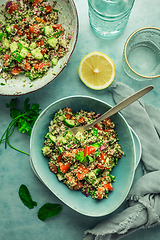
[88, 0, 135, 39]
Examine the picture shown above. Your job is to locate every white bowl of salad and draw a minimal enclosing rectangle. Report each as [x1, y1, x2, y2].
[30, 95, 136, 217]
[0, 0, 78, 95]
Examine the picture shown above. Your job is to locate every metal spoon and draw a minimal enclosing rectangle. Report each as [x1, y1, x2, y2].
[68, 85, 154, 136]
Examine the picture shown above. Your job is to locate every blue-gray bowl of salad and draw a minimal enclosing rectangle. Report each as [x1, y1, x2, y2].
[30, 95, 136, 217]
[0, 0, 78, 95]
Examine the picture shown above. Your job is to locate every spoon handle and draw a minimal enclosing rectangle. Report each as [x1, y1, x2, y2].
[84, 85, 154, 130]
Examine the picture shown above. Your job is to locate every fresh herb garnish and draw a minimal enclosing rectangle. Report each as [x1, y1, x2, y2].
[75, 151, 95, 163]
[18, 184, 63, 221]
[75, 151, 85, 162]
[0, 98, 41, 155]
[19, 184, 37, 209]
[38, 203, 63, 221]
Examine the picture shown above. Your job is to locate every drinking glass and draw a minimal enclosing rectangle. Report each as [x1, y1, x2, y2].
[88, 0, 135, 39]
[123, 27, 160, 81]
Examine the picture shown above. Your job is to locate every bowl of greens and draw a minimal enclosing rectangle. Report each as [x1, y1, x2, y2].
[30, 95, 136, 217]
[0, 0, 78, 95]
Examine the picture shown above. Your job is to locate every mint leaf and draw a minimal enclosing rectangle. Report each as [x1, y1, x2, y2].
[38, 203, 63, 221]
[19, 184, 37, 209]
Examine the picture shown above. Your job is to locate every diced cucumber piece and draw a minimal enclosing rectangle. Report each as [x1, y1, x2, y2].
[47, 37, 58, 48]
[31, 48, 43, 59]
[19, 40, 29, 48]
[0, 32, 4, 41]
[42, 146, 52, 156]
[2, 37, 10, 49]
[6, 25, 12, 34]
[48, 133, 56, 143]
[44, 53, 49, 59]
[44, 26, 53, 36]
[29, 42, 37, 50]
[58, 147, 63, 154]
[65, 131, 73, 138]
[20, 47, 29, 58]
[91, 142, 101, 149]
[12, 51, 23, 63]
[64, 119, 75, 127]
[58, 115, 65, 121]
[57, 136, 67, 144]
[10, 41, 18, 53]
[75, 131, 84, 141]
[51, 57, 58, 66]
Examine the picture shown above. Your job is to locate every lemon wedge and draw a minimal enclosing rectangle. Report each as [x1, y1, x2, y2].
[78, 51, 116, 90]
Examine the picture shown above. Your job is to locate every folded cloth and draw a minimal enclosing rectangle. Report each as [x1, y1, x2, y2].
[83, 82, 160, 240]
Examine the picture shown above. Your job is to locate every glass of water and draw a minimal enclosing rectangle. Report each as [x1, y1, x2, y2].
[122, 27, 160, 81]
[88, 0, 135, 39]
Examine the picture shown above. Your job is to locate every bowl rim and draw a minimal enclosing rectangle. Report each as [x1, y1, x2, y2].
[0, 0, 79, 96]
[124, 26, 160, 79]
[30, 95, 136, 217]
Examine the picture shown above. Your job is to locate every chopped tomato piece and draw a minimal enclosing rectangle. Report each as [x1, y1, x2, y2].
[104, 129, 114, 132]
[24, 61, 31, 71]
[14, 24, 19, 30]
[84, 146, 96, 157]
[60, 163, 70, 174]
[74, 181, 83, 190]
[96, 186, 105, 200]
[26, 32, 32, 40]
[104, 183, 113, 191]
[11, 67, 22, 76]
[41, 48, 47, 55]
[102, 118, 110, 125]
[65, 113, 72, 119]
[52, 24, 63, 31]
[4, 54, 10, 61]
[45, 6, 52, 13]
[49, 163, 58, 174]
[8, 2, 19, 14]
[94, 123, 102, 130]
[96, 163, 105, 170]
[76, 165, 89, 180]
[77, 117, 85, 123]
[32, 0, 42, 8]
[33, 63, 39, 69]
[29, 24, 40, 36]
[57, 155, 62, 163]
[99, 151, 105, 161]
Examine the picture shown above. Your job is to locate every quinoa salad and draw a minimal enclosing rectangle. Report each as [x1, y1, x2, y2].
[42, 108, 124, 200]
[0, 0, 72, 80]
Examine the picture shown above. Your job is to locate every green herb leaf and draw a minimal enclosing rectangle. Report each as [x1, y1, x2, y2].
[88, 155, 94, 163]
[75, 151, 84, 162]
[91, 128, 98, 136]
[38, 203, 63, 221]
[18, 184, 37, 209]
[1, 98, 41, 155]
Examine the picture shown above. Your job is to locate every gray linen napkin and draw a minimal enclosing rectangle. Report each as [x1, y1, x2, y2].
[84, 82, 160, 240]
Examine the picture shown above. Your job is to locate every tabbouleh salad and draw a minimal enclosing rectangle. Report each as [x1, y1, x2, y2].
[42, 108, 124, 200]
[0, 0, 72, 80]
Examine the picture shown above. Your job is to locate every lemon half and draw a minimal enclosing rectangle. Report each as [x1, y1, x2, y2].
[78, 52, 116, 90]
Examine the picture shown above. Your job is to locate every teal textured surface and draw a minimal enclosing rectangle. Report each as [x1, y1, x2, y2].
[0, 0, 160, 239]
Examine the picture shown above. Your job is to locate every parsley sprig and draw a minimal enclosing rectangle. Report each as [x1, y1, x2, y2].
[0, 98, 41, 155]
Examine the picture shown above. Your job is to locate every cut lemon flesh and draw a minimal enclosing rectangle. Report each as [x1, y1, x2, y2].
[78, 52, 116, 90]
